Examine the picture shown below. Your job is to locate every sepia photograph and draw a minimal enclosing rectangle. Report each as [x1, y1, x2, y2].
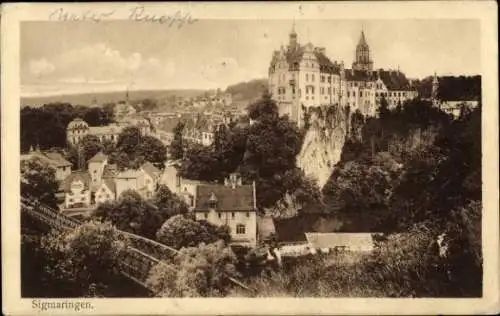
[2, 2, 499, 315]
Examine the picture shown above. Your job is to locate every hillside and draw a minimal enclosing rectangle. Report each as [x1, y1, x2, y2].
[414, 75, 481, 101]
[225, 78, 268, 109]
[21, 89, 206, 108]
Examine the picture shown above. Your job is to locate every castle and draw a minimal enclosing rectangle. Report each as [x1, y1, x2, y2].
[268, 25, 418, 126]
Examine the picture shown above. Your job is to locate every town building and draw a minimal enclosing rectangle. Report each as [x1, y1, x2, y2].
[21, 147, 72, 181]
[193, 173, 258, 247]
[61, 171, 92, 208]
[66, 116, 152, 146]
[305, 232, 375, 253]
[268, 25, 418, 126]
[431, 72, 480, 118]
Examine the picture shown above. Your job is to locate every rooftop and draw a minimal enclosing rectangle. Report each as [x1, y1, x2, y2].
[61, 171, 91, 192]
[194, 183, 256, 212]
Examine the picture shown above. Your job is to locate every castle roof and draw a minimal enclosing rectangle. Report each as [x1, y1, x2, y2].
[194, 184, 256, 212]
[378, 69, 412, 91]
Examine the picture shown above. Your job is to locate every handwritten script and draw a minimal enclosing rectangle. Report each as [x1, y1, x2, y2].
[49, 6, 198, 28]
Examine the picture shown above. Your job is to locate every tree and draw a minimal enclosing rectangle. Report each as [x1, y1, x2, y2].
[80, 134, 103, 164]
[241, 96, 303, 208]
[179, 144, 219, 181]
[136, 135, 167, 166]
[21, 157, 59, 207]
[83, 107, 114, 126]
[147, 240, 239, 297]
[153, 185, 189, 219]
[92, 190, 162, 239]
[170, 122, 185, 160]
[117, 126, 142, 156]
[247, 91, 279, 122]
[156, 215, 230, 249]
[38, 220, 127, 297]
[377, 95, 390, 119]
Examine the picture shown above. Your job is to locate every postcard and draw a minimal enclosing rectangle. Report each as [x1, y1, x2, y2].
[2, 1, 498, 315]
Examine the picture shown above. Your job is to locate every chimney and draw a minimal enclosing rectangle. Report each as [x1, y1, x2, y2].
[226, 172, 241, 189]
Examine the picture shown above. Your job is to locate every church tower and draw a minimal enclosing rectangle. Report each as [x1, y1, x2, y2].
[352, 30, 373, 71]
[431, 72, 440, 107]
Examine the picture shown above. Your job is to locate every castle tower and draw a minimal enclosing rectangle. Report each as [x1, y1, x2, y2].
[432, 72, 440, 107]
[289, 22, 298, 50]
[352, 29, 373, 72]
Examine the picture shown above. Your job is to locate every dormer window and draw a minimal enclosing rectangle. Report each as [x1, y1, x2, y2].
[208, 192, 218, 208]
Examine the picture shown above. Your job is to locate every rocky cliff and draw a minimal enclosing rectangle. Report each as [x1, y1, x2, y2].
[297, 106, 351, 189]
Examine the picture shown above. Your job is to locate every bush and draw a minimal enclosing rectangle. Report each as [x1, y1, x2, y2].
[156, 215, 231, 249]
[147, 241, 239, 297]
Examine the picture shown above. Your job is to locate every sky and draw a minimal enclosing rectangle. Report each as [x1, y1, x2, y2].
[21, 19, 480, 97]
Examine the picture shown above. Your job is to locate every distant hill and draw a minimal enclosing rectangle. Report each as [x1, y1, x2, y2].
[225, 78, 268, 109]
[414, 75, 481, 101]
[21, 89, 206, 108]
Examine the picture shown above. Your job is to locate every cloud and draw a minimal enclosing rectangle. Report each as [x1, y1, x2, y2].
[29, 58, 55, 78]
[23, 43, 177, 86]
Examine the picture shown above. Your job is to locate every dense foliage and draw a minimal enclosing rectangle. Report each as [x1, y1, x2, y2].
[21, 221, 138, 297]
[179, 93, 319, 211]
[92, 189, 185, 240]
[20, 103, 114, 153]
[21, 157, 59, 207]
[147, 241, 239, 297]
[415, 75, 481, 101]
[156, 214, 231, 249]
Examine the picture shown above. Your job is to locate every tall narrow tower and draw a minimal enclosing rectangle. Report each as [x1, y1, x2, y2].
[289, 22, 298, 50]
[352, 30, 373, 71]
[431, 72, 440, 107]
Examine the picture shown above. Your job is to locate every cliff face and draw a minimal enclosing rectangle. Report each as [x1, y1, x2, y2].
[297, 106, 350, 189]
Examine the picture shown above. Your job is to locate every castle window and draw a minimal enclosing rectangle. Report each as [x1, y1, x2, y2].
[246, 212, 250, 218]
[328, 76, 332, 83]
[236, 224, 246, 234]
[204, 213, 208, 219]
[321, 76, 325, 83]
[320, 87, 324, 95]
[218, 213, 222, 219]
[328, 87, 331, 94]
[306, 74, 309, 82]
[353, 91, 356, 97]
[360, 91, 363, 97]
[312, 74, 315, 82]
[231, 212, 235, 219]
[347, 91, 350, 97]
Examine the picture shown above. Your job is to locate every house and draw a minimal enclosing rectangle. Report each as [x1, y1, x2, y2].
[193, 173, 257, 247]
[88, 151, 108, 189]
[94, 178, 116, 205]
[140, 162, 161, 196]
[21, 148, 72, 181]
[115, 169, 146, 199]
[305, 232, 375, 253]
[61, 171, 92, 208]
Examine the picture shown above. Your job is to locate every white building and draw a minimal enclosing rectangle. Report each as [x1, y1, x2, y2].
[268, 26, 418, 126]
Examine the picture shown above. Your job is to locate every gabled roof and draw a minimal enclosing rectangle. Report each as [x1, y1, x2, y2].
[194, 184, 256, 212]
[44, 152, 72, 167]
[116, 169, 142, 179]
[101, 178, 116, 194]
[61, 171, 91, 192]
[378, 70, 412, 91]
[305, 232, 375, 250]
[88, 151, 108, 163]
[141, 162, 161, 178]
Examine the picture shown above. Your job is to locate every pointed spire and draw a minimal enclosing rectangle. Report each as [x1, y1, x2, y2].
[290, 20, 297, 36]
[358, 29, 368, 46]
